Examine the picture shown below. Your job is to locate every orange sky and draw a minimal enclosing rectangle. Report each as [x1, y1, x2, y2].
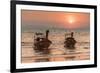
[21, 10, 90, 30]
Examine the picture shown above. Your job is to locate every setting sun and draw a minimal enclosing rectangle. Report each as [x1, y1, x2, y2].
[68, 16, 75, 24]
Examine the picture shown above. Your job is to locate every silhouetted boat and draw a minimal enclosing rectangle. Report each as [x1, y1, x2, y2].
[34, 30, 52, 54]
[64, 32, 77, 49]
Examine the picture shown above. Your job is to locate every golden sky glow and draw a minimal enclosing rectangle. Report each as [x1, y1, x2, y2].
[62, 13, 90, 29]
[22, 10, 90, 30]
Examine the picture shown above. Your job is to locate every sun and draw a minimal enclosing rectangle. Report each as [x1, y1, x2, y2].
[69, 18, 74, 24]
[63, 15, 77, 29]
[68, 16, 75, 24]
